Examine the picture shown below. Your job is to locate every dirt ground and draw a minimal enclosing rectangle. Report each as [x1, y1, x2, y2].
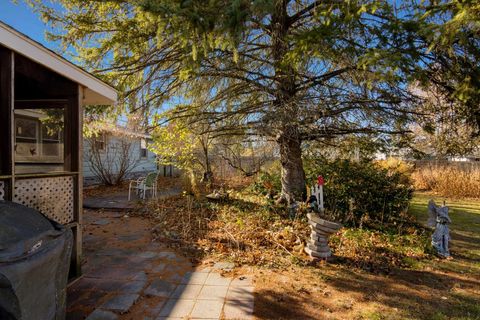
[251, 259, 480, 319]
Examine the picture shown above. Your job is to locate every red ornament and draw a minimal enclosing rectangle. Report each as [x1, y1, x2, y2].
[317, 176, 324, 186]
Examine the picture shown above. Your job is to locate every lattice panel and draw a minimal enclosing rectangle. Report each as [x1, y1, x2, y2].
[0, 181, 4, 200]
[13, 176, 74, 224]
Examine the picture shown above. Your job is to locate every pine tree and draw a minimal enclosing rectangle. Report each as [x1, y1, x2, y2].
[29, 0, 478, 202]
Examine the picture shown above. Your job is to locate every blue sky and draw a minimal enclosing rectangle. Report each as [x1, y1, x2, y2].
[0, 1, 56, 49]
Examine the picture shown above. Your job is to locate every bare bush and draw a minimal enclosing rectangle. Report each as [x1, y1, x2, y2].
[87, 135, 137, 185]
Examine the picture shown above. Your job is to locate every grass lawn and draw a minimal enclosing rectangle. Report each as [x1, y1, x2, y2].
[409, 192, 480, 275]
[405, 193, 480, 320]
[409, 192, 480, 234]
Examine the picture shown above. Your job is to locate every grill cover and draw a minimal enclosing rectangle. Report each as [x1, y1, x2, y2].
[0, 201, 73, 320]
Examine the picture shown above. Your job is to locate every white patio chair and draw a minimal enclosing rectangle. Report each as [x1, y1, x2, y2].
[128, 172, 158, 200]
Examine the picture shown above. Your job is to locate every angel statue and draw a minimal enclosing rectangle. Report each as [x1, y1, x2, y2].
[427, 200, 452, 258]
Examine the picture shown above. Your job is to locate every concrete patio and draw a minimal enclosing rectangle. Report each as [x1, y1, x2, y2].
[67, 209, 254, 319]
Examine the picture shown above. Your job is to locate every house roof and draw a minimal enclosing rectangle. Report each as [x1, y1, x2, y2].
[0, 21, 117, 105]
[92, 122, 152, 139]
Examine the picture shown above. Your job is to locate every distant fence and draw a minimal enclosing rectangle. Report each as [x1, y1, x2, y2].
[212, 156, 277, 180]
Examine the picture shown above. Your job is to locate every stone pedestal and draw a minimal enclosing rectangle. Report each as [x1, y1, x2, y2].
[305, 213, 342, 259]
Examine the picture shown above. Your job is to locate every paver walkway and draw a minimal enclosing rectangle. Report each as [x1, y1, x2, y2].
[67, 209, 254, 320]
[83, 187, 182, 210]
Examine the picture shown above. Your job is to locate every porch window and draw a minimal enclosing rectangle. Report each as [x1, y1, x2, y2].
[92, 132, 106, 151]
[14, 108, 65, 173]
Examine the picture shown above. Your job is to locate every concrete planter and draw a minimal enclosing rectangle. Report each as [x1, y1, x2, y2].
[305, 213, 342, 259]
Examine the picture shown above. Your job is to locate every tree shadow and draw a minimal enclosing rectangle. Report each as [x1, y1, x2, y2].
[253, 288, 326, 319]
[326, 266, 480, 319]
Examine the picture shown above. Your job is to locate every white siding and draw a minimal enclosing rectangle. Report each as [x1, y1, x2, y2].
[83, 134, 157, 180]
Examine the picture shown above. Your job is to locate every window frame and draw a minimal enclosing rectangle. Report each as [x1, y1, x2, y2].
[140, 138, 148, 158]
[14, 112, 64, 164]
[92, 132, 107, 152]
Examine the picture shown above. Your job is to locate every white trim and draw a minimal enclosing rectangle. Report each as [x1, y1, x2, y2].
[0, 21, 117, 105]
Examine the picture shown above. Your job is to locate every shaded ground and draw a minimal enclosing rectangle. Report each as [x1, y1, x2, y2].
[83, 188, 182, 210]
[67, 209, 254, 319]
[83, 177, 182, 210]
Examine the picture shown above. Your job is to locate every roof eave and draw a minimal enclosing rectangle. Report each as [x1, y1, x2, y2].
[0, 21, 117, 106]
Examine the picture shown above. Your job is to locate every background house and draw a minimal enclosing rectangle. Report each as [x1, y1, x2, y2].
[83, 125, 177, 185]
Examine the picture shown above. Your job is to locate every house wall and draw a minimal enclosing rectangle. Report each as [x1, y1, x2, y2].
[83, 134, 157, 182]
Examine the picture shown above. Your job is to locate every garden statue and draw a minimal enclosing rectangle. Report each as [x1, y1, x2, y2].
[427, 200, 452, 258]
[307, 194, 318, 212]
[305, 176, 342, 260]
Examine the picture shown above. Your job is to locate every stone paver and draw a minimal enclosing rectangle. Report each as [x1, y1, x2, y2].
[87, 267, 141, 280]
[223, 299, 254, 320]
[119, 279, 147, 294]
[171, 284, 203, 299]
[133, 271, 148, 281]
[138, 251, 158, 259]
[85, 309, 119, 320]
[166, 273, 184, 284]
[226, 286, 254, 301]
[145, 279, 177, 297]
[158, 251, 178, 259]
[231, 275, 253, 287]
[117, 234, 142, 242]
[158, 299, 195, 318]
[191, 299, 224, 319]
[67, 209, 254, 320]
[205, 272, 232, 286]
[73, 290, 109, 308]
[197, 285, 229, 301]
[181, 272, 209, 285]
[92, 218, 111, 226]
[100, 294, 139, 313]
[152, 263, 167, 273]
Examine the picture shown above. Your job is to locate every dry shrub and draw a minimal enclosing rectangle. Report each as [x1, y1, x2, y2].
[304, 158, 413, 226]
[412, 165, 480, 198]
[146, 189, 428, 273]
[375, 157, 414, 185]
[147, 191, 311, 267]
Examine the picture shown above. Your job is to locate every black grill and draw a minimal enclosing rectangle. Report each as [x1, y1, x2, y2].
[0, 201, 73, 320]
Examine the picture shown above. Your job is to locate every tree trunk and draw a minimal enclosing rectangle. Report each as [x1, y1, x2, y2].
[270, 1, 305, 204]
[201, 141, 214, 183]
[278, 126, 306, 204]
[188, 168, 201, 198]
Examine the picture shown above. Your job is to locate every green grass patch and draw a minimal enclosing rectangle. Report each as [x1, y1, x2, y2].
[409, 193, 480, 234]
[409, 192, 480, 275]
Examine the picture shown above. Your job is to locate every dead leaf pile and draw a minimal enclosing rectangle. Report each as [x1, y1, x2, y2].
[143, 189, 429, 273]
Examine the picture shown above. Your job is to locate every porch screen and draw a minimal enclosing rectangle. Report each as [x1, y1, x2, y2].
[14, 107, 65, 174]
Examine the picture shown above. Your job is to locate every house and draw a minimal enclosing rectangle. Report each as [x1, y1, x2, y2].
[83, 125, 160, 185]
[0, 21, 117, 277]
[82, 123, 178, 185]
